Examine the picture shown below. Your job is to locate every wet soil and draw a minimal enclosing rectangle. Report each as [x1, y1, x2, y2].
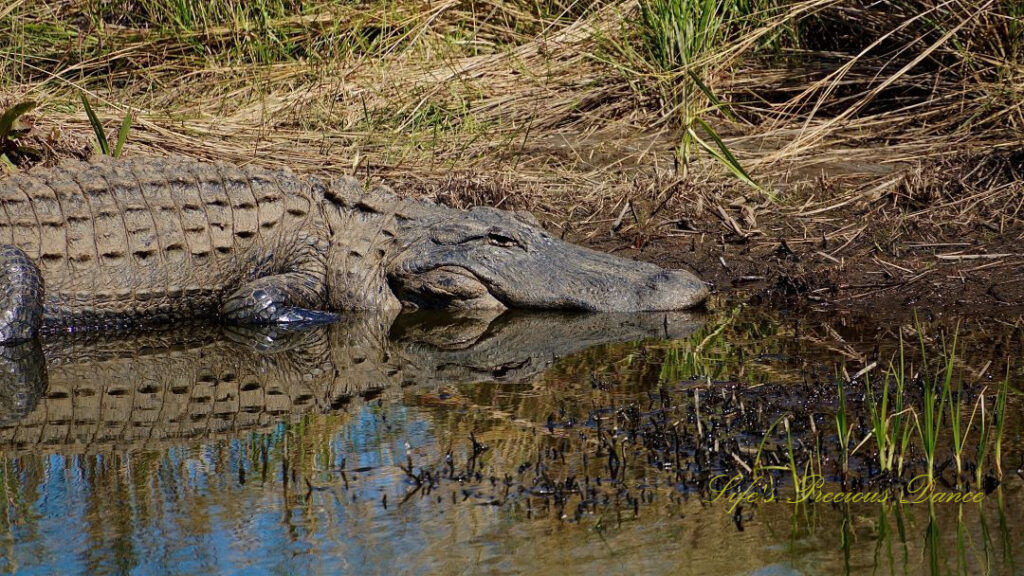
[585, 151, 1024, 314]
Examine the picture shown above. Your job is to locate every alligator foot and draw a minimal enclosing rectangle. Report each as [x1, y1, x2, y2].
[273, 307, 339, 324]
[0, 245, 44, 344]
[222, 273, 336, 325]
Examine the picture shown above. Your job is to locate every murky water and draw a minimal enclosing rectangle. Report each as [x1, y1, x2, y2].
[0, 305, 1020, 575]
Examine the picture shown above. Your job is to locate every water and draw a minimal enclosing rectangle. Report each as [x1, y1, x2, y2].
[0, 306, 1020, 575]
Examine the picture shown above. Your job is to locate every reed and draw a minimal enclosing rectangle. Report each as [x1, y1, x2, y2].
[833, 376, 852, 480]
[991, 365, 1010, 481]
[915, 321, 955, 484]
[863, 342, 914, 477]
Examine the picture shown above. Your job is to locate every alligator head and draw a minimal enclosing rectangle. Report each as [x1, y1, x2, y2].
[385, 205, 708, 311]
[322, 179, 708, 312]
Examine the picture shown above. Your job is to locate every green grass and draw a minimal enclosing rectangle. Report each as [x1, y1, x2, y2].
[992, 365, 1010, 481]
[842, 320, 1018, 492]
[0, 99, 36, 168]
[915, 322, 954, 484]
[81, 92, 133, 157]
[864, 336, 914, 476]
[834, 376, 852, 479]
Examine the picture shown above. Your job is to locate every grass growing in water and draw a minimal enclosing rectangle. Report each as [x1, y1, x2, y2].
[915, 322, 955, 485]
[992, 366, 1010, 481]
[863, 336, 914, 476]
[834, 376, 852, 480]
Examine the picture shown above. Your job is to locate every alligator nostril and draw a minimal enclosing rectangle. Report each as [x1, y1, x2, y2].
[647, 269, 674, 287]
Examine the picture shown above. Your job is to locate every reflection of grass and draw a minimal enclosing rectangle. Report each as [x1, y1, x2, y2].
[862, 494, 1013, 576]
[656, 305, 789, 385]
[658, 306, 742, 382]
[925, 501, 941, 575]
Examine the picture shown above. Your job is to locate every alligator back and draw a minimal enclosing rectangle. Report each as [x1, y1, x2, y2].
[0, 157, 325, 327]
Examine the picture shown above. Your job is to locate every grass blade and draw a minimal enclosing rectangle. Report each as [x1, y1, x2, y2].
[688, 118, 762, 192]
[80, 93, 109, 156]
[0, 101, 36, 141]
[687, 70, 738, 122]
[113, 110, 134, 158]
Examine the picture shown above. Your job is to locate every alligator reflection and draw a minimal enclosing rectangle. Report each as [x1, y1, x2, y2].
[0, 310, 704, 453]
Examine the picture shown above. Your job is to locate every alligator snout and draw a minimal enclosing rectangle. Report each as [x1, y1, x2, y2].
[636, 268, 710, 311]
[551, 255, 709, 312]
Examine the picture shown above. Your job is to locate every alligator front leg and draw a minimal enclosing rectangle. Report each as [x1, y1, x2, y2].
[221, 234, 337, 325]
[0, 245, 44, 344]
[222, 272, 338, 324]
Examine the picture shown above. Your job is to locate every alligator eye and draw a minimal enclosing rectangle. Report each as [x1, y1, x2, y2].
[487, 232, 524, 250]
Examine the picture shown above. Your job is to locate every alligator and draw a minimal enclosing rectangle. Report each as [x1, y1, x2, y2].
[0, 310, 705, 451]
[0, 156, 708, 343]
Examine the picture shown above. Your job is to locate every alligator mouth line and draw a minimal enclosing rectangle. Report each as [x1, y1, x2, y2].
[393, 265, 509, 310]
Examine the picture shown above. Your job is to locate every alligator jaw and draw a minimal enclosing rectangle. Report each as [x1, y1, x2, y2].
[480, 246, 711, 312]
[392, 265, 507, 311]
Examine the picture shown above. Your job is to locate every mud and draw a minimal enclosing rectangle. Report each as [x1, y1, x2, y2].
[586, 151, 1024, 313]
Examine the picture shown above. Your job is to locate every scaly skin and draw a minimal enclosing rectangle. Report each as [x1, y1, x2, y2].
[0, 157, 330, 336]
[0, 156, 709, 343]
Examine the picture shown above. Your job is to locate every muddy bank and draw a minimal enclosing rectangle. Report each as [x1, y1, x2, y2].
[650, 152, 1024, 312]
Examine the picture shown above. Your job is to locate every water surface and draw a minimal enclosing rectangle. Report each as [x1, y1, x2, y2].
[0, 306, 1020, 575]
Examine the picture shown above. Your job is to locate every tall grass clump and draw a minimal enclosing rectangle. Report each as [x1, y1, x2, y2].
[622, 0, 790, 187]
[633, 0, 792, 111]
